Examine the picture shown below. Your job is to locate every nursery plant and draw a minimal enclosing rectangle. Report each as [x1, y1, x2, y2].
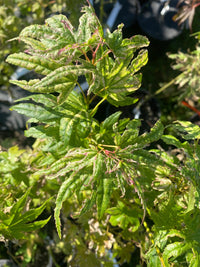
[156, 32, 200, 100]
[1, 2, 200, 266]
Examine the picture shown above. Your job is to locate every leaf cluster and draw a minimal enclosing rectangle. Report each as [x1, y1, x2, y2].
[2, 3, 200, 266]
[0, 0, 85, 87]
[167, 33, 200, 100]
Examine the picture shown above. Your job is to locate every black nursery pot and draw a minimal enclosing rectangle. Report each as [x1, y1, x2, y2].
[137, 0, 183, 41]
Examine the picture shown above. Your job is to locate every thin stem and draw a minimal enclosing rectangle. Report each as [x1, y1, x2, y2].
[154, 73, 182, 95]
[193, 2, 200, 8]
[98, 144, 119, 149]
[76, 81, 88, 105]
[90, 95, 107, 117]
[89, 86, 108, 104]
[89, 93, 97, 104]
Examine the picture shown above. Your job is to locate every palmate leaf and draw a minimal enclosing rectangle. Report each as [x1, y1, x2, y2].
[105, 26, 149, 59]
[0, 189, 51, 240]
[23, 115, 165, 240]
[46, 148, 119, 238]
[150, 195, 184, 231]
[107, 201, 142, 230]
[54, 151, 116, 237]
[116, 120, 164, 149]
[13, 91, 91, 146]
[5, 189, 31, 226]
[6, 5, 149, 109]
[4, 3, 159, 247]
[87, 31, 149, 106]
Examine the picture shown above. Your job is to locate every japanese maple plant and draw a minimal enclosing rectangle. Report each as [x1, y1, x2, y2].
[2, 2, 200, 266]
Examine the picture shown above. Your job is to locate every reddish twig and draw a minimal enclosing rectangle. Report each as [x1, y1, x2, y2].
[181, 100, 200, 117]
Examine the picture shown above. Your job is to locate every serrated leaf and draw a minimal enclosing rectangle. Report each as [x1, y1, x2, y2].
[59, 110, 91, 146]
[16, 93, 57, 107]
[20, 24, 57, 41]
[10, 217, 51, 235]
[1, 190, 51, 240]
[162, 134, 184, 148]
[6, 52, 61, 75]
[12, 103, 61, 123]
[25, 125, 59, 140]
[162, 134, 193, 156]
[54, 172, 90, 238]
[8, 189, 31, 226]
[11, 199, 51, 226]
[105, 25, 123, 57]
[34, 65, 95, 89]
[79, 190, 97, 217]
[97, 176, 113, 219]
[118, 119, 141, 147]
[18, 37, 46, 50]
[9, 79, 40, 91]
[35, 148, 95, 177]
[96, 155, 113, 219]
